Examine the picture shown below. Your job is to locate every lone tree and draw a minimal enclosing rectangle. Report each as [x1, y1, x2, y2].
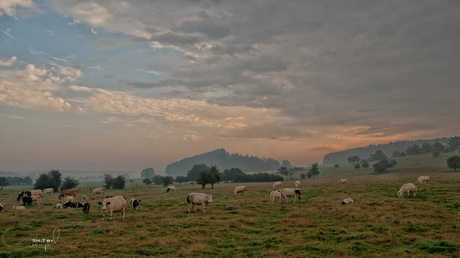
[34, 170, 62, 192]
[447, 156, 460, 171]
[196, 166, 221, 189]
[347, 156, 361, 164]
[373, 159, 397, 173]
[369, 150, 388, 161]
[162, 176, 174, 187]
[278, 167, 289, 179]
[61, 177, 79, 190]
[0, 177, 10, 191]
[307, 163, 320, 178]
[187, 164, 209, 182]
[104, 174, 114, 189]
[113, 175, 126, 189]
[141, 168, 155, 178]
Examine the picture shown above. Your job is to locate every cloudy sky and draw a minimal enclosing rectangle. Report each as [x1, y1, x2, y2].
[1, 0, 459, 173]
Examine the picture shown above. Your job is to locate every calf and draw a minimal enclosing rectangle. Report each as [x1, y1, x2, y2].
[98, 196, 127, 220]
[92, 188, 104, 198]
[273, 181, 282, 188]
[337, 179, 348, 184]
[279, 188, 301, 203]
[234, 186, 247, 195]
[31, 196, 41, 206]
[270, 190, 286, 202]
[398, 183, 417, 197]
[129, 199, 141, 210]
[187, 193, 213, 213]
[417, 176, 430, 185]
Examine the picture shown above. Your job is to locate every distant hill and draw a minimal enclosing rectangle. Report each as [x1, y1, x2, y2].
[165, 148, 282, 176]
[322, 137, 451, 166]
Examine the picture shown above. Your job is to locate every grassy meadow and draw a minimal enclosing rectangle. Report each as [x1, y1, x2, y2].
[0, 152, 459, 257]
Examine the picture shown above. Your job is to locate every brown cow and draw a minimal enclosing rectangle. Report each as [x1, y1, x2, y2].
[58, 189, 78, 199]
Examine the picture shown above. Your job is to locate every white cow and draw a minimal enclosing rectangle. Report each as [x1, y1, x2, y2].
[187, 193, 213, 213]
[398, 183, 417, 197]
[295, 181, 301, 188]
[12, 205, 26, 210]
[92, 188, 104, 198]
[64, 196, 74, 203]
[417, 176, 430, 185]
[43, 188, 54, 194]
[279, 188, 301, 203]
[98, 196, 127, 220]
[337, 179, 348, 184]
[31, 196, 41, 206]
[273, 181, 282, 188]
[342, 198, 354, 204]
[269, 190, 286, 202]
[166, 186, 176, 193]
[234, 186, 247, 195]
[129, 199, 141, 210]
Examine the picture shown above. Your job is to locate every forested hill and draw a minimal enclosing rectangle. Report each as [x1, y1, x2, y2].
[165, 148, 281, 176]
[322, 137, 451, 166]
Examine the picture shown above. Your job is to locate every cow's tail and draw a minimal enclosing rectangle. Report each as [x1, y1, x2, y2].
[186, 194, 191, 204]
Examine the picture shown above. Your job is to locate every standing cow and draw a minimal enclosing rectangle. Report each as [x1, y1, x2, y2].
[279, 188, 301, 203]
[166, 186, 176, 193]
[270, 190, 286, 203]
[234, 186, 247, 195]
[398, 183, 417, 198]
[337, 179, 348, 184]
[273, 181, 282, 188]
[98, 196, 127, 220]
[59, 189, 78, 199]
[92, 188, 104, 198]
[187, 193, 213, 213]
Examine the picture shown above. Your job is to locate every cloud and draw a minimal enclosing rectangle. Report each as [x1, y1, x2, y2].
[0, 56, 17, 66]
[0, 0, 36, 18]
[2, 28, 13, 38]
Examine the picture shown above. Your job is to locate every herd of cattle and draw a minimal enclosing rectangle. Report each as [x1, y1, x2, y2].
[0, 175, 431, 218]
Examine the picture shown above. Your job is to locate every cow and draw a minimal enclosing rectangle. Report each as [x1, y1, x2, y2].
[295, 181, 301, 188]
[83, 202, 90, 214]
[64, 196, 74, 203]
[273, 181, 282, 188]
[98, 196, 127, 220]
[43, 188, 54, 194]
[82, 195, 88, 202]
[17, 191, 31, 201]
[59, 189, 78, 199]
[166, 186, 176, 193]
[0, 202, 5, 212]
[92, 188, 104, 198]
[31, 196, 41, 206]
[129, 199, 141, 210]
[270, 190, 286, 203]
[30, 190, 44, 197]
[337, 179, 348, 184]
[12, 205, 26, 210]
[234, 186, 247, 195]
[342, 198, 354, 204]
[417, 176, 430, 185]
[187, 193, 213, 213]
[398, 183, 417, 197]
[22, 196, 33, 206]
[279, 188, 301, 203]
[63, 202, 85, 208]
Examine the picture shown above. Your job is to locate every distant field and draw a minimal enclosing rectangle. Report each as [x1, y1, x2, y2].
[1, 153, 459, 257]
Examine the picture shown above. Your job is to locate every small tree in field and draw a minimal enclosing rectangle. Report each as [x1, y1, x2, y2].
[447, 156, 460, 171]
[307, 163, 320, 178]
[104, 174, 114, 189]
[0, 177, 10, 190]
[278, 167, 289, 179]
[61, 177, 79, 190]
[162, 176, 174, 187]
[113, 175, 126, 189]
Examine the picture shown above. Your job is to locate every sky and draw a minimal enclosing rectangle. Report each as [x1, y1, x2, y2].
[1, 0, 459, 174]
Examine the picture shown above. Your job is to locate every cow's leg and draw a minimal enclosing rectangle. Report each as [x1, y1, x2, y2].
[188, 203, 191, 213]
[202, 204, 206, 213]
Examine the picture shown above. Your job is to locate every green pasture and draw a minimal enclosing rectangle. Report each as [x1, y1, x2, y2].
[0, 153, 459, 257]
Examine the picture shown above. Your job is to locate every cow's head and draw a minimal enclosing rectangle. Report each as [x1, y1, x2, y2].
[295, 189, 301, 199]
[206, 195, 213, 204]
[98, 201, 111, 213]
[397, 191, 403, 197]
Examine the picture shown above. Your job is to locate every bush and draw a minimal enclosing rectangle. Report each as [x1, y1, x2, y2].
[104, 174, 114, 189]
[61, 177, 79, 190]
[113, 175, 126, 189]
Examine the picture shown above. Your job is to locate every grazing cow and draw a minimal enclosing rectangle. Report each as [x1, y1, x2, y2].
[129, 199, 141, 210]
[279, 188, 301, 203]
[270, 190, 286, 202]
[98, 196, 127, 220]
[273, 181, 282, 188]
[55, 203, 64, 209]
[43, 188, 54, 194]
[398, 183, 417, 197]
[0, 202, 5, 212]
[59, 189, 78, 199]
[187, 193, 213, 213]
[417, 176, 430, 185]
[30, 190, 44, 197]
[295, 181, 301, 188]
[234, 186, 247, 195]
[12, 205, 26, 210]
[92, 188, 104, 198]
[17, 191, 31, 201]
[342, 198, 354, 204]
[83, 202, 90, 214]
[22, 196, 33, 206]
[64, 196, 74, 203]
[166, 186, 176, 193]
[337, 179, 348, 184]
[31, 196, 41, 206]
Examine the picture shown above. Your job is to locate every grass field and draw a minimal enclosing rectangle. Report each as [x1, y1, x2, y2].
[1, 153, 459, 257]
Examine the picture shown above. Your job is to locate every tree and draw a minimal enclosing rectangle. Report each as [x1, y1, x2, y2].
[281, 160, 291, 168]
[222, 168, 246, 182]
[174, 176, 188, 184]
[187, 164, 209, 181]
[197, 170, 213, 189]
[392, 151, 402, 158]
[421, 143, 433, 154]
[448, 136, 460, 151]
[0, 177, 10, 190]
[162, 176, 174, 187]
[61, 177, 79, 190]
[347, 156, 361, 164]
[447, 156, 460, 171]
[361, 160, 369, 168]
[369, 150, 388, 161]
[432, 142, 445, 153]
[152, 175, 163, 185]
[142, 178, 152, 185]
[48, 170, 62, 192]
[354, 163, 361, 169]
[307, 163, 320, 178]
[34, 173, 51, 190]
[208, 166, 221, 189]
[433, 152, 440, 158]
[278, 167, 289, 179]
[104, 174, 114, 189]
[372, 159, 396, 173]
[406, 144, 421, 156]
[141, 168, 155, 178]
[113, 175, 126, 189]
[300, 173, 306, 179]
